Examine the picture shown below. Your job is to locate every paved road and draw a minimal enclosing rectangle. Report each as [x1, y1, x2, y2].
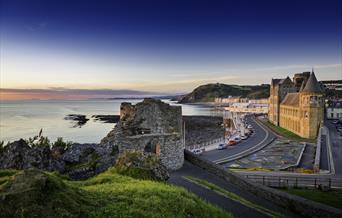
[169, 161, 299, 218]
[201, 115, 275, 163]
[320, 134, 329, 171]
[325, 120, 342, 176]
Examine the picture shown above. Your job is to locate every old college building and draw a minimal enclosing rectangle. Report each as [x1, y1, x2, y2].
[269, 71, 324, 139]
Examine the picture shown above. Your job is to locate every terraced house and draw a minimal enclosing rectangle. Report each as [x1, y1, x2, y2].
[269, 71, 324, 139]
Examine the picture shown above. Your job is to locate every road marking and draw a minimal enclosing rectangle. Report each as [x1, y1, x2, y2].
[213, 117, 270, 164]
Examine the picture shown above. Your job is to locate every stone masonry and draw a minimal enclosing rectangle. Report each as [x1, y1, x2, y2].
[101, 98, 184, 170]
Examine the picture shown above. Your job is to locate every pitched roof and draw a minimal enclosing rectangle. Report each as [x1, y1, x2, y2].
[302, 72, 323, 93]
[281, 93, 299, 106]
[272, 77, 292, 86]
[271, 79, 282, 85]
[299, 81, 306, 91]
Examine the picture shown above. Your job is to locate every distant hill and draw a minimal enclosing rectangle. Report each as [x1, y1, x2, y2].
[178, 83, 270, 103]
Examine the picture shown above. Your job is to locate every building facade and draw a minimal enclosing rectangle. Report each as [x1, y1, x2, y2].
[326, 100, 342, 119]
[268, 72, 324, 139]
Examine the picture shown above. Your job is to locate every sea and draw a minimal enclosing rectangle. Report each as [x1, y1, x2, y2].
[0, 99, 213, 143]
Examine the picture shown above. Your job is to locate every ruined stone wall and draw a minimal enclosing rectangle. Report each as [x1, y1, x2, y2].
[101, 98, 184, 170]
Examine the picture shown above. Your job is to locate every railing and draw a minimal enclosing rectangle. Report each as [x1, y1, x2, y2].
[186, 137, 224, 151]
[244, 175, 342, 189]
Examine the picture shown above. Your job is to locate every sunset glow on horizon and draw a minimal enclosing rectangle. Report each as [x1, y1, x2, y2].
[1, 0, 341, 100]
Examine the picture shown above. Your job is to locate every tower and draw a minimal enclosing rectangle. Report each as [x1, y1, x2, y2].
[268, 77, 295, 125]
[299, 72, 324, 139]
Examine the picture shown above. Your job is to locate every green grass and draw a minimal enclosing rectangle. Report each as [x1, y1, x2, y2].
[0, 168, 233, 218]
[283, 188, 342, 209]
[261, 120, 314, 142]
[183, 176, 286, 218]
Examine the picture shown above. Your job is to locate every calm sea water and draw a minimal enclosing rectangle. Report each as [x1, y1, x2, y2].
[0, 99, 212, 143]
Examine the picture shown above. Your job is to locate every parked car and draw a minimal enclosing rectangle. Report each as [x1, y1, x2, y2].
[234, 136, 241, 143]
[193, 149, 203, 155]
[217, 143, 228, 150]
[228, 139, 237, 146]
[241, 135, 248, 140]
[247, 125, 253, 129]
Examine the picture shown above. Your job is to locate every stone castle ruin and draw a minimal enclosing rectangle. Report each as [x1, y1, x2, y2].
[101, 98, 184, 170]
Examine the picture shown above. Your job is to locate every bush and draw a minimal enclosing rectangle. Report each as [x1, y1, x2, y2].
[52, 137, 72, 150]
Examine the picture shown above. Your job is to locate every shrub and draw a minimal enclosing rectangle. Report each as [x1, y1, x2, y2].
[52, 137, 72, 150]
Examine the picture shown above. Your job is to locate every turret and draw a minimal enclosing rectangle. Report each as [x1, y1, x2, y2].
[299, 72, 324, 139]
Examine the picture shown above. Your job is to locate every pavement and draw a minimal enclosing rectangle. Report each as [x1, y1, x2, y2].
[298, 142, 315, 170]
[169, 161, 299, 218]
[325, 120, 342, 176]
[201, 115, 275, 163]
[319, 134, 329, 171]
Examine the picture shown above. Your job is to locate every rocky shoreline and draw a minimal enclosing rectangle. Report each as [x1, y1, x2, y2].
[1, 99, 223, 180]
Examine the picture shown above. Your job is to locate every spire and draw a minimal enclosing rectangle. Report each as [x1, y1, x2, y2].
[302, 72, 323, 93]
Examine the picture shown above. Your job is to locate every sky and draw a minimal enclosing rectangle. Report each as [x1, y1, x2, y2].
[0, 0, 341, 99]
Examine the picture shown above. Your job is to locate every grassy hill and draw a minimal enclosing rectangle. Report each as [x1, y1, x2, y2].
[179, 83, 269, 103]
[0, 168, 232, 218]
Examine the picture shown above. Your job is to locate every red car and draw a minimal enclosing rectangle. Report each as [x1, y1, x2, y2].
[228, 140, 237, 146]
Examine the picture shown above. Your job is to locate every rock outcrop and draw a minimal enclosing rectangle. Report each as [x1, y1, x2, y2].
[101, 98, 184, 170]
[0, 140, 116, 180]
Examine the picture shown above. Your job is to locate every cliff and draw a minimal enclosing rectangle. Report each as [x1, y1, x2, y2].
[179, 83, 270, 103]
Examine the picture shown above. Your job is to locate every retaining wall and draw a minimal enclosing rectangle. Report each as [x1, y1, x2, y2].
[185, 150, 342, 218]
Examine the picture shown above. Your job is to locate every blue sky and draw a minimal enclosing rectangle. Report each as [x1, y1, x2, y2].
[1, 0, 341, 95]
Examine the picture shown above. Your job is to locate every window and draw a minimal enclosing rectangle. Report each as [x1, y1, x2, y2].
[305, 111, 309, 118]
[331, 113, 334, 118]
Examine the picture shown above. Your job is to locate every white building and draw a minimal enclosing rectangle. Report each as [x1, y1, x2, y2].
[326, 101, 342, 119]
[224, 102, 269, 114]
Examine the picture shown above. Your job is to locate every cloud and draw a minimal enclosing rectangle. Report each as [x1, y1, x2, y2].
[0, 88, 172, 100]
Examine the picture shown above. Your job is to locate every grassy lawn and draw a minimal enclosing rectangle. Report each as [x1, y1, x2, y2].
[0, 168, 233, 218]
[283, 188, 342, 209]
[260, 119, 315, 143]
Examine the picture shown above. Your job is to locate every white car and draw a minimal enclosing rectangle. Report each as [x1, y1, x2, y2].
[233, 136, 241, 143]
[241, 135, 248, 140]
[193, 149, 203, 155]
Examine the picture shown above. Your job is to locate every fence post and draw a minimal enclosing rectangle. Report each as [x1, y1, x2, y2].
[314, 178, 317, 188]
[262, 176, 265, 185]
[329, 178, 331, 189]
[278, 177, 281, 187]
[295, 178, 298, 188]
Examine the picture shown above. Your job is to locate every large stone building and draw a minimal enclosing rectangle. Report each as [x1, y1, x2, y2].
[101, 98, 184, 170]
[268, 71, 324, 139]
